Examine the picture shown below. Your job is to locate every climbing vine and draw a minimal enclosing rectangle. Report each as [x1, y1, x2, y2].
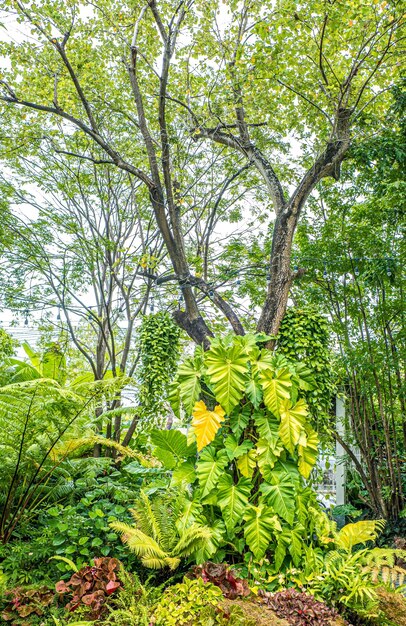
[137, 312, 181, 427]
[277, 307, 338, 436]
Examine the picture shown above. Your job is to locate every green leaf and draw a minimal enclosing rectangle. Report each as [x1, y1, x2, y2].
[243, 502, 281, 559]
[260, 367, 292, 416]
[253, 410, 280, 440]
[229, 404, 251, 438]
[260, 474, 296, 524]
[278, 398, 308, 454]
[171, 461, 196, 486]
[178, 356, 202, 415]
[205, 343, 249, 413]
[151, 429, 195, 460]
[196, 447, 229, 497]
[224, 435, 253, 460]
[245, 377, 262, 408]
[217, 474, 251, 535]
[256, 437, 284, 478]
[236, 449, 257, 478]
[273, 460, 302, 487]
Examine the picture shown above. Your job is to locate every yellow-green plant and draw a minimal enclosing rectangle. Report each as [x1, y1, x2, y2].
[110, 490, 212, 570]
[151, 577, 223, 626]
[295, 520, 406, 619]
[155, 334, 322, 566]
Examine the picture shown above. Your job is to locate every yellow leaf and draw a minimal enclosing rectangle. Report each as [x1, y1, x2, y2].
[237, 449, 257, 477]
[191, 400, 225, 451]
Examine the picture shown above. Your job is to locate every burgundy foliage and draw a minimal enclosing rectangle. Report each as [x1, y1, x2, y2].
[55, 556, 122, 619]
[2, 586, 54, 623]
[188, 562, 250, 599]
[259, 588, 345, 626]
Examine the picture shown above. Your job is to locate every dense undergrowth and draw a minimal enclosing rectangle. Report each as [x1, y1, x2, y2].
[1, 334, 405, 626]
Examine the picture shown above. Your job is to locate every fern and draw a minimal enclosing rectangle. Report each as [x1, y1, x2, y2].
[110, 490, 212, 570]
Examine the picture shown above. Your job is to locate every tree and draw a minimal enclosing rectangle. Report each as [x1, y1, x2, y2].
[0, 0, 403, 346]
[291, 82, 405, 519]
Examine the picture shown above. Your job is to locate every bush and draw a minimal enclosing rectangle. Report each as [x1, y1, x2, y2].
[188, 562, 250, 599]
[260, 589, 345, 626]
[55, 557, 122, 620]
[1, 585, 55, 624]
[151, 577, 223, 625]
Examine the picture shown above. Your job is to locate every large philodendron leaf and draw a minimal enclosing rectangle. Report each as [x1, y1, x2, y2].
[278, 398, 308, 455]
[196, 447, 229, 497]
[224, 435, 253, 460]
[236, 449, 257, 478]
[256, 437, 284, 479]
[191, 401, 226, 452]
[171, 461, 197, 486]
[259, 367, 292, 417]
[253, 410, 280, 441]
[260, 473, 296, 525]
[217, 474, 251, 534]
[243, 502, 281, 559]
[205, 343, 249, 414]
[298, 425, 319, 479]
[151, 429, 195, 461]
[177, 356, 202, 414]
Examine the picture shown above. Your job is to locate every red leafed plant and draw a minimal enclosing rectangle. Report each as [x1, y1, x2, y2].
[2, 586, 54, 623]
[55, 557, 122, 619]
[259, 588, 346, 626]
[187, 562, 250, 599]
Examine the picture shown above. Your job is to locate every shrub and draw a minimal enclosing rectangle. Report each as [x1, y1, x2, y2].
[1, 585, 54, 623]
[260, 588, 345, 626]
[188, 562, 250, 599]
[151, 577, 223, 625]
[55, 557, 122, 619]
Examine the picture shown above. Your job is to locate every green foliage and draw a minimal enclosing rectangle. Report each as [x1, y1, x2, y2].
[110, 490, 213, 570]
[152, 577, 223, 626]
[150, 334, 330, 569]
[292, 82, 406, 520]
[102, 569, 162, 626]
[0, 328, 16, 359]
[137, 312, 180, 427]
[277, 308, 337, 435]
[0, 457, 150, 585]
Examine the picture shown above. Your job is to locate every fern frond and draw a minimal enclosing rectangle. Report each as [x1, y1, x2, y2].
[110, 522, 167, 560]
[49, 435, 150, 464]
[336, 520, 385, 550]
[140, 556, 169, 570]
[171, 524, 212, 557]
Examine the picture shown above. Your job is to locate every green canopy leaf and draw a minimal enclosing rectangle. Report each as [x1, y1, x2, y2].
[196, 447, 229, 497]
[217, 474, 251, 534]
[243, 502, 281, 559]
[205, 343, 249, 413]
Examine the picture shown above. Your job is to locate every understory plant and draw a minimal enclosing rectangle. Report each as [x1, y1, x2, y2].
[55, 557, 122, 619]
[151, 577, 223, 626]
[260, 588, 343, 626]
[1, 586, 55, 624]
[148, 333, 325, 567]
[110, 489, 213, 570]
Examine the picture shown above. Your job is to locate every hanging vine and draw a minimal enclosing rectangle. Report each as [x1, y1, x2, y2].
[276, 307, 338, 437]
[137, 312, 181, 427]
